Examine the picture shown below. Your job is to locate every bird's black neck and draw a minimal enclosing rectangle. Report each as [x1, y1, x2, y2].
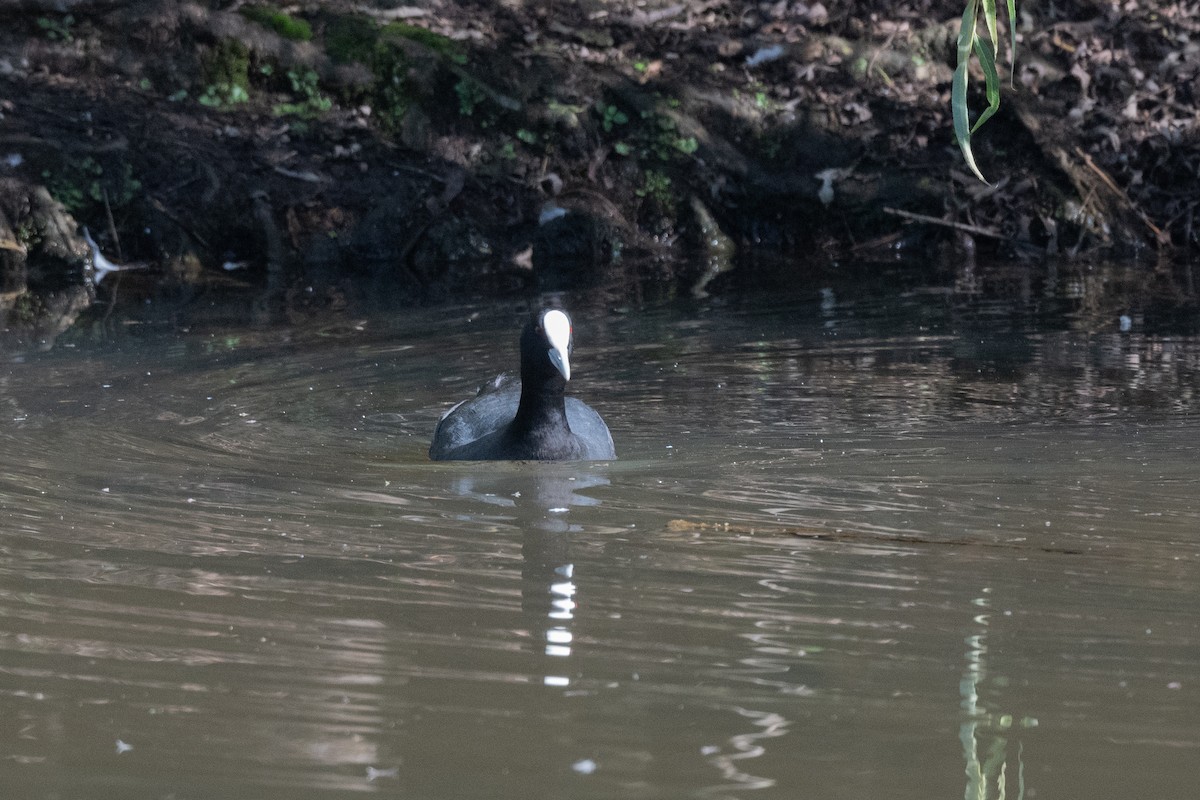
[512, 375, 570, 435]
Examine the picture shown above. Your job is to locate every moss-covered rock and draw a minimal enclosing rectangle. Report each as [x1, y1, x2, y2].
[324, 14, 379, 65]
[321, 14, 472, 132]
[240, 5, 313, 42]
[199, 38, 252, 107]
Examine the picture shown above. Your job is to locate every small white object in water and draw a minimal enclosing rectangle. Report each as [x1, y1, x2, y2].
[1119, 314, 1132, 332]
[2, 152, 22, 168]
[746, 45, 784, 67]
[222, 260, 250, 272]
[83, 227, 121, 284]
[366, 765, 399, 781]
[572, 758, 597, 775]
[815, 168, 846, 206]
[820, 286, 837, 313]
[116, 739, 133, 754]
[83, 227, 146, 284]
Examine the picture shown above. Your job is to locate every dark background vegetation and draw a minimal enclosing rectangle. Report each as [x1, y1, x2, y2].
[1, 0, 1198, 344]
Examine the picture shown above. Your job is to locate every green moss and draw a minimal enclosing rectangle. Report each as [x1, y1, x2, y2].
[204, 39, 251, 94]
[15, 221, 40, 250]
[199, 83, 249, 108]
[42, 156, 141, 214]
[36, 14, 74, 42]
[454, 78, 486, 117]
[380, 22, 465, 63]
[272, 68, 332, 118]
[373, 26, 462, 130]
[320, 15, 469, 132]
[636, 170, 673, 207]
[198, 39, 252, 109]
[597, 98, 699, 164]
[241, 5, 313, 42]
[326, 15, 465, 64]
[600, 104, 628, 132]
[325, 14, 379, 64]
[42, 157, 100, 212]
[11, 292, 42, 326]
[370, 42, 413, 131]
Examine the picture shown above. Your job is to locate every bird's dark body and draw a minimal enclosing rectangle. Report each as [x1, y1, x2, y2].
[428, 310, 616, 462]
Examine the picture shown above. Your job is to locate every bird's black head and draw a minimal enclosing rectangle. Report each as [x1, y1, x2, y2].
[521, 307, 574, 385]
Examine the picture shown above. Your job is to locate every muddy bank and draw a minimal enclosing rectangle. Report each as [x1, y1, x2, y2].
[0, 0, 1197, 343]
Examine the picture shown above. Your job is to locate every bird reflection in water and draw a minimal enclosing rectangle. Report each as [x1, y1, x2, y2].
[444, 466, 610, 688]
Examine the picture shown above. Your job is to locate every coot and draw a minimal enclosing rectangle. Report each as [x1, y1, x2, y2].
[429, 308, 616, 461]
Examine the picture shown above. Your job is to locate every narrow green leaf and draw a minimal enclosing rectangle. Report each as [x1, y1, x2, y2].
[970, 37, 1001, 135]
[956, 0, 978, 69]
[952, 63, 987, 183]
[982, 0, 999, 60]
[1007, 0, 1018, 86]
[952, 0, 988, 183]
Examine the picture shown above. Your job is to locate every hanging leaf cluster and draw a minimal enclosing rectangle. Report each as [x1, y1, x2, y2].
[952, 0, 1017, 183]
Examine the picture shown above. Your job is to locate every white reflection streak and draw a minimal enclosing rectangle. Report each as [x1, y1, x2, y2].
[700, 708, 790, 798]
[544, 564, 576, 684]
[960, 593, 1027, 800]
[546, 626, 573, 657]
[961, 594, 993, 800]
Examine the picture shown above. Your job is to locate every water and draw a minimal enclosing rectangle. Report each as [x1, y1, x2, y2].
[0, 292, 1197, 799]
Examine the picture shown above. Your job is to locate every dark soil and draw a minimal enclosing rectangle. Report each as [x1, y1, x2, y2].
[1, 0, 1198, 344]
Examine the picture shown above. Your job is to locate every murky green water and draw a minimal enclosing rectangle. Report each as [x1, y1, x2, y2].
[1, 292, 1197, 798]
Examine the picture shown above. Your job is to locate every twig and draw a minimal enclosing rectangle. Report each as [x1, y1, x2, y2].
[667, 519, 1085, 555]
[387, 162, 447, 183]
[883, 206, 1004, 239]
[100, 187, 123, 322]
[353, 4, 426, 21]
[101, 187, 123, 261]
[273, 165, 324, 183]
[0, 133, 129, 153]
[147, 195, 210, 249]
[1073, 146, 1167, 242]
[866, 31, 898, 86]
[619, 3, 685, 26]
